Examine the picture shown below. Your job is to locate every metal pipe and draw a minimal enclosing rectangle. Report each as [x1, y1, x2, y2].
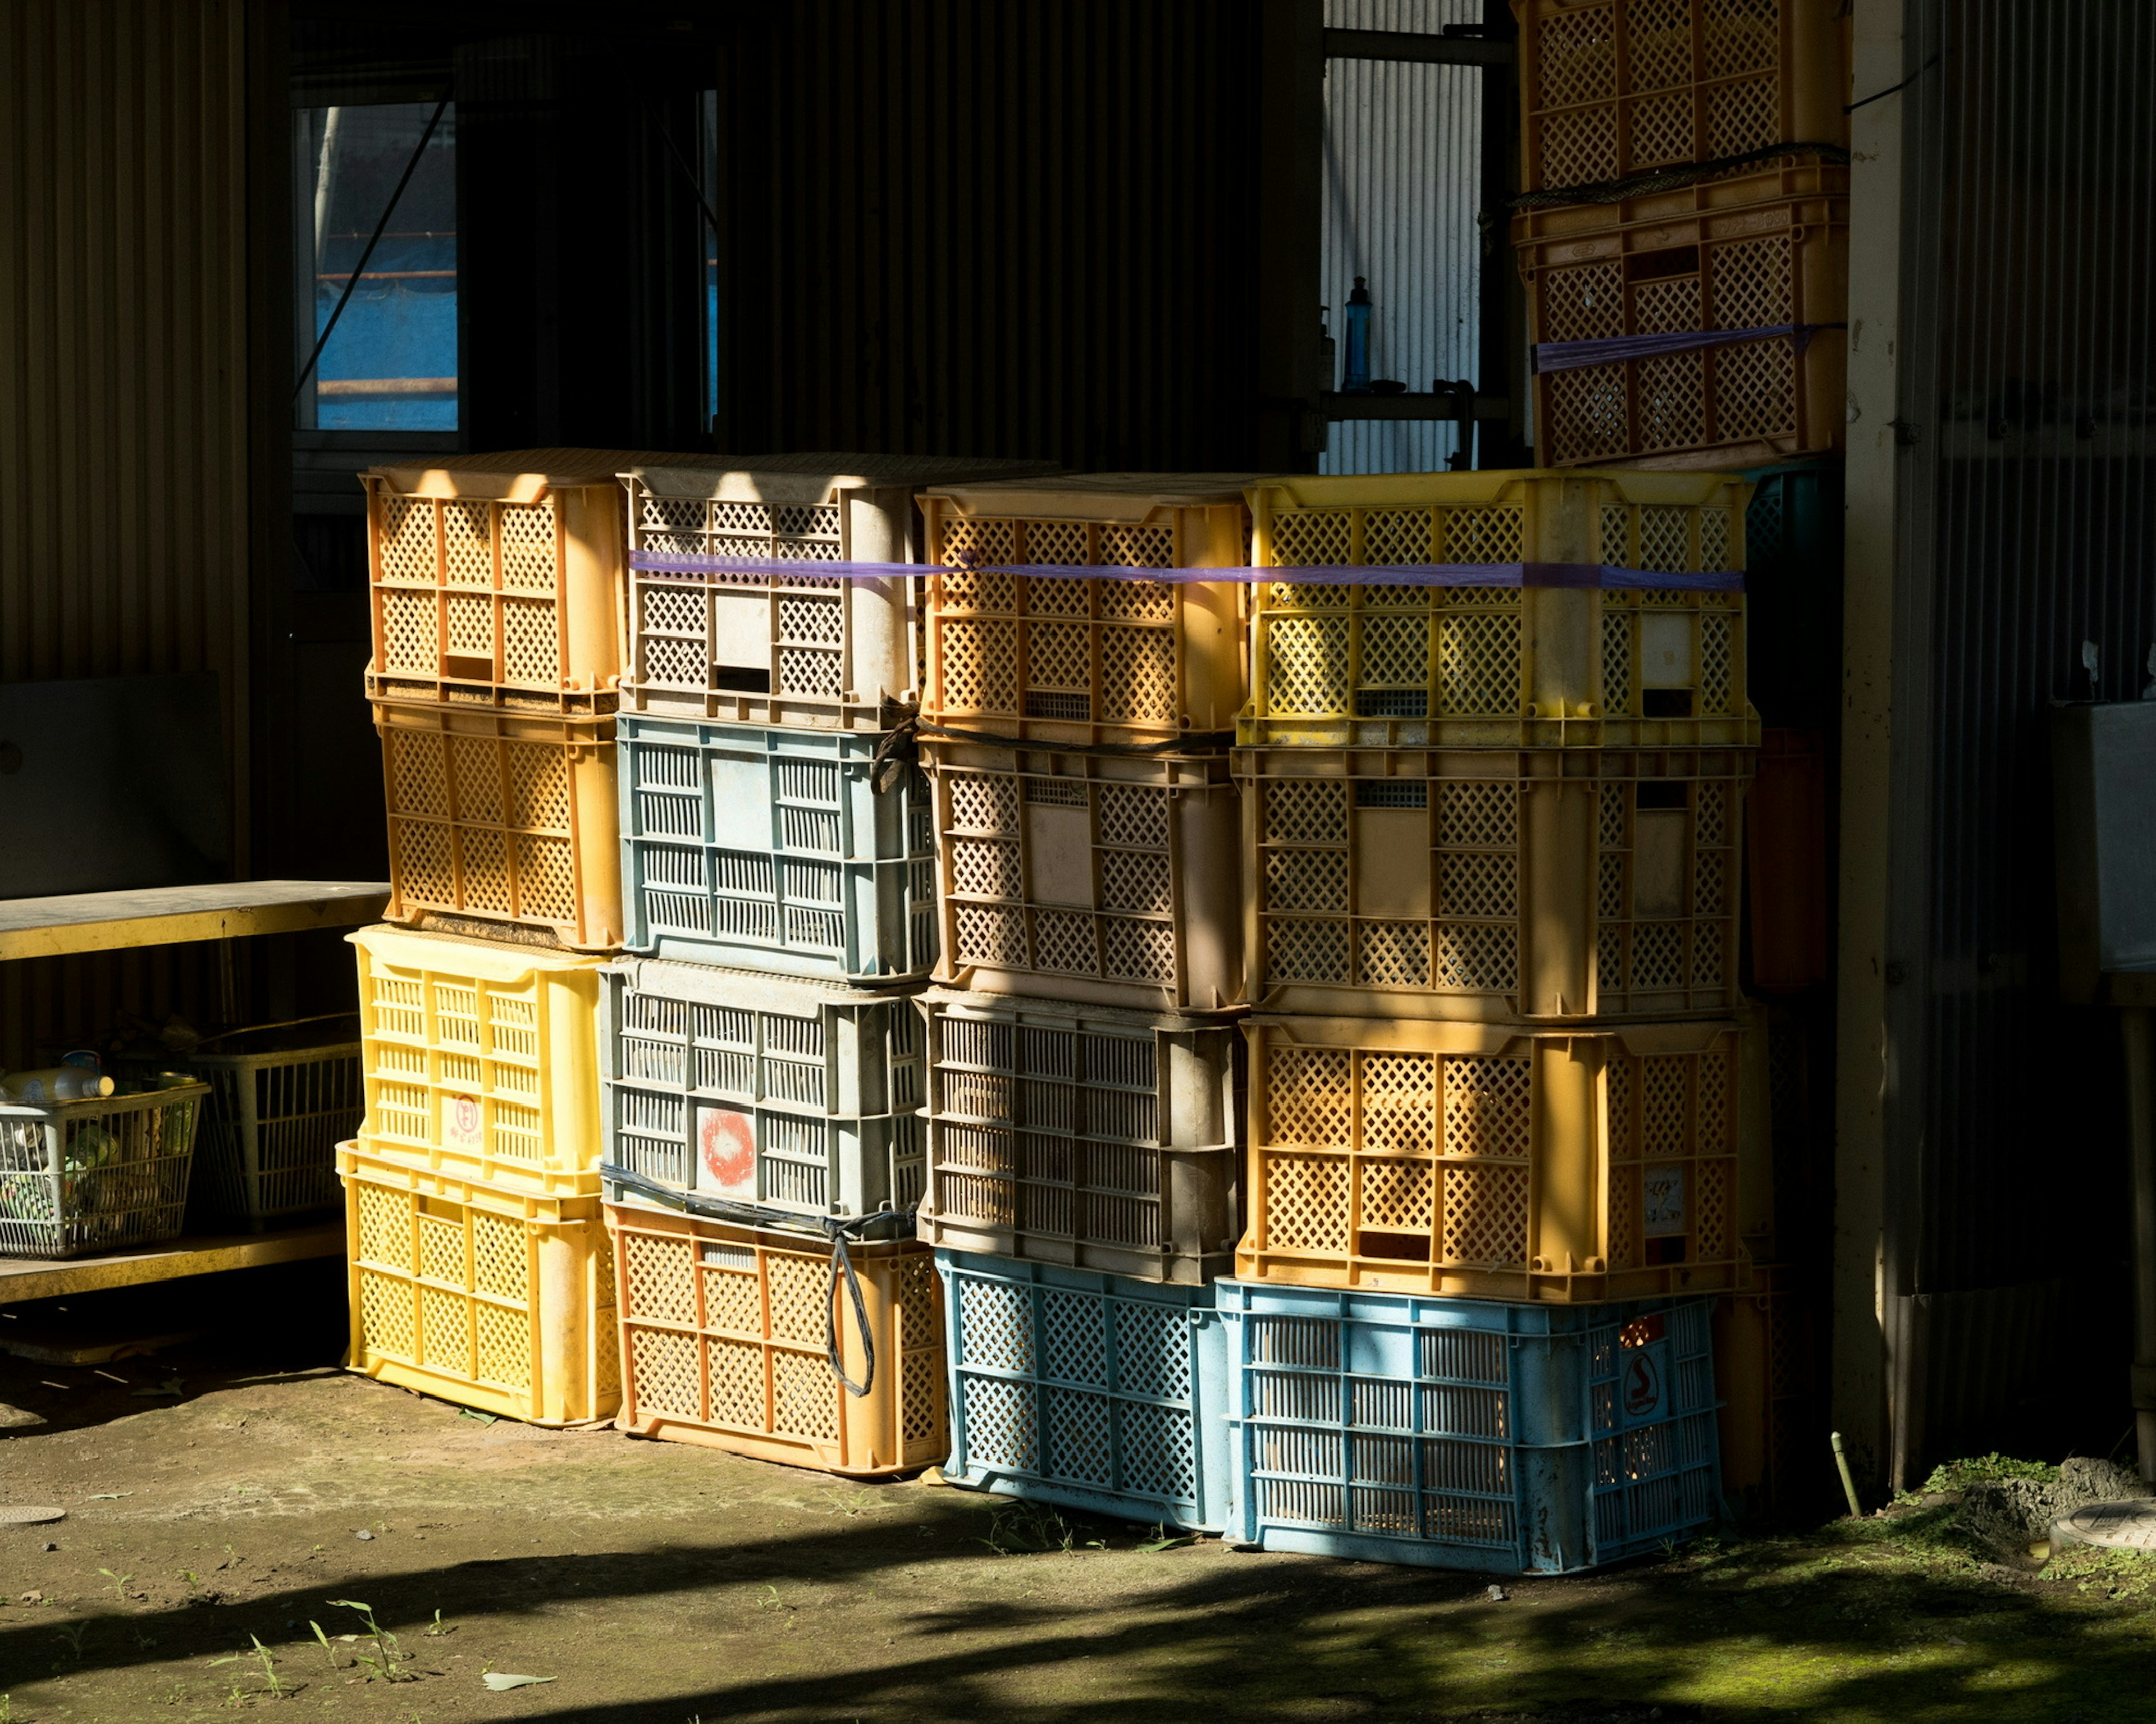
[1831, 1430, 1863, 1517]
[2122, 1006, 2156, 1481]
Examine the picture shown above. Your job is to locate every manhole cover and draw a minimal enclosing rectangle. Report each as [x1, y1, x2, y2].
[2052, 1498, 2156, 1552]
[0, 1506, 67, 1526]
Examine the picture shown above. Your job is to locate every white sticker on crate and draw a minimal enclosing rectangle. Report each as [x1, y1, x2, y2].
[1618, 1315, 1670, 1424]
[1642, 1164, 1685, 1237]
[693, 1103, 757, 1200]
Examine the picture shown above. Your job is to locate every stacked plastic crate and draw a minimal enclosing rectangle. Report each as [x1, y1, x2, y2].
[1510, 0, 1850, 472]
[340, 450, 678, 1425]
[597, 456, 1053, 1477]
[1225, 470, 1753, 1571]
[915, 475, 1262, 1533]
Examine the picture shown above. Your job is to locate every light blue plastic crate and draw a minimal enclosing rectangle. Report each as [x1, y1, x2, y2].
[1218, 1285, 1719, 1574]
[619, 715, 936, 982]
[601, 957, 925, 1227]
[938, 1249, 1230, 1531]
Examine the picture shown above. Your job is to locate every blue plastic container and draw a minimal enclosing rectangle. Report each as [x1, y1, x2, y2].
[619, 715, 935, 982]
[1218, 1285, 1719, 1574]
[937, 1250, 1231, 1531]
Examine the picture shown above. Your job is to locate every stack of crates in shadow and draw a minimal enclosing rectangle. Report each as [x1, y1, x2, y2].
[598, 455, 1053, 1478]
[916, 475, 1262, 1534]
[1509, 0, 1850, 472]
[1221, 469, 1757, 1571]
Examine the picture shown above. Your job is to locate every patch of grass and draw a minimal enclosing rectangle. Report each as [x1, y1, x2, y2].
[209, 1635, 289, 1700]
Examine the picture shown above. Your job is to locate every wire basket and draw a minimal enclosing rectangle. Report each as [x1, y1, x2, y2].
[0, 1077, 210, 1260]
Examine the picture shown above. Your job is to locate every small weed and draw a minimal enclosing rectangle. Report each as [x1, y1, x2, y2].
[306, 1620, 341, 1672]
[977, 1501, 1092, 1555]
[1, 1693, 12, 1723]
[210, 1634, 289, 1699]
[422, 1608, 454, 1637]
[752, 1584, 785, 1612]
[325, 1599, 411, 1682]
[134, 1631, 161, 1650]
[178, 1569, 201, 1591]
[54, 1621, 89, 1659]
[99, 1567, 134, 1603]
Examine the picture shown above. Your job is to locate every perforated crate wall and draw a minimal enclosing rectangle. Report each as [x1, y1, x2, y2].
[1242, 472, 1757, 750]
[607, 1201, 946, 1476]
[939, 1250, 1230, 1530]
[919, 486, 1253, 746]
[378, 702, 623, 951]
[619, 715, 935, 982]
[1242, 747, 1747, 1021]
[366, 472, 627, 714]
[603, 959, 926, 1223]
[920, 991, 1241, 1286]
[0, 1081, 208, 1261]
[190, 1043, 361, 1230]
[1236, 1017, 1746, 1302]
[341, 1144, 619, 1426]
[1521, 190, 1848, 471]
[1714, 1261, 1820, 1516]
[350, 925, 607, 1197]
[926, 740, 1242, 1015]
[1515, 0, 1849, 194]
[1220, 1284, 1720, 1574]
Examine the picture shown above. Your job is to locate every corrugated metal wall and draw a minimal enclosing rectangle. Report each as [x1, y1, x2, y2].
[714, 0, 1277, 470]
[1320, 0, 1483, 475]
[0, 0, 255, 1066]
[1886, 0, 2156, 1471]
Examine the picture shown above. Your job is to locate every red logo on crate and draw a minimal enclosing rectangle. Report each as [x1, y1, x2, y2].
[442, 1095, 483, 1154]
[696, 1106, 757, 1198]
[1622, 1349, 1666, 1422]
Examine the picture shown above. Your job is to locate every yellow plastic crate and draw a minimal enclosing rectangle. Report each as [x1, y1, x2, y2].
[340, 1143, 618, 1427]
[1237, 744, 1748, 1021]
[364, 450, 704, 714]
[1513, 0, 1849, 194]
[919, 474, 1263, 746]
[607, 1200, 946, 1478]
[376, 700, 623, 952]
[349, 924, 606, 1197]
[1241, 470, 1757, 750]
[1235, 1014, 1746, 1302]
[1714, 1260, 1819, 1516]
[925, 737, 1243, 1016]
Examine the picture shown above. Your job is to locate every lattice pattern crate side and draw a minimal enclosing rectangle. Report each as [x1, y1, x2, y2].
[938, 1250, 1230, 1529]
[339, 1143, 618, 1426]
[618, 715, 935, 983]
[917, 478, 1258, 745]
[601, 959, 928, 1222]
[926, 739, 1243, 1014]
[1240, 747, 1749, 1021]
[1513, 0, 1851, 194]
[1712, 1263, 1822, 1516]
[1219, 1281, 1719, 1573]
[1520, 192, 1848, 473]
[607, 1201, 946, 1476]
[188, 1042, 362, 1231]
[918, 990, 1243, 1285]
[0, 1081, 209, 1261]
[1241, 470, 1758, 750]
[349, 924, 608, 1196]
[366, 468, 628, 714]
[376, 702, 624, 951]
[1235, 1016, 1747, 1302]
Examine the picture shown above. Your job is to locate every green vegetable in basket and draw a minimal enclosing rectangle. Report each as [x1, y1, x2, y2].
[66, 1125, 120, 1172]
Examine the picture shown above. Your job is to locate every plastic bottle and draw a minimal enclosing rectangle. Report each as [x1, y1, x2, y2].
[1, 1067, 115, 1104]
[1318, 306, 1336, 395]
[1342, 277, 1373, 394]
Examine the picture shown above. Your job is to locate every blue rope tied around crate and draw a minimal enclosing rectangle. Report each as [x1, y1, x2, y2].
[628, 550, 1744, 591]
[1532, 322, 1847, 374]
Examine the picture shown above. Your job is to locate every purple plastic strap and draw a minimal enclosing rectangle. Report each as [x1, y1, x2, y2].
[1533, 322, 1846, 374]
[628, 550, 1743, 591]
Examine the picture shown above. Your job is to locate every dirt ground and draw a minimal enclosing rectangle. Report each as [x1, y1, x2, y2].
[0, 1264, 2152, 1724]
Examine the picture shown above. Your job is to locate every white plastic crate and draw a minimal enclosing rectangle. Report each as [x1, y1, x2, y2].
[189, 1033, 363, 1230]
[601, 958, 926, 1225]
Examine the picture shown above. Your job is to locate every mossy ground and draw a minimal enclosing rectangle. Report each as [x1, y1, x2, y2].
[0, 1266, 2149, 1723]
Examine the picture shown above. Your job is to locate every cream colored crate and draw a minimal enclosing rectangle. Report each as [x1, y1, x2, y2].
[1239, 746, 1748, 1021]
[1235, 1015, 1747, 1303]
[341, 1144, 618, 1428]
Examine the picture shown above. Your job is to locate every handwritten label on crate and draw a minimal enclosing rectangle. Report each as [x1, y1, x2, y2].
[695, 1104, 758, 1201]
[1642, 1163, 1686, 1237]
[442, 1095, 485, 1155]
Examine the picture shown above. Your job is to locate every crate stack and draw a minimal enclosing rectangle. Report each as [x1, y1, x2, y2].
[1510, 0, 1850, 472]
[597, 455, 1056, 1478]
[1222, 469, 1754, 1571]
[340, 450, 670, 1426]
[914, 475, 1262, 1534]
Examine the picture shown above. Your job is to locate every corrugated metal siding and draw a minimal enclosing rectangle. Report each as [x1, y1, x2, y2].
[1889, 0, 2156, 1469]
[0, 0, 252, 1067]
[1320, 0, 1484, 476]
[717, 0, 1266, 469]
